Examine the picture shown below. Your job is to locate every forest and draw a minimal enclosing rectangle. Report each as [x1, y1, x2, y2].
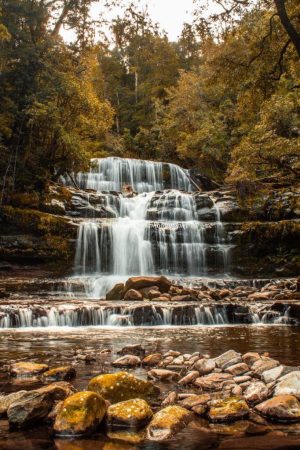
[0, 0, 299, 200]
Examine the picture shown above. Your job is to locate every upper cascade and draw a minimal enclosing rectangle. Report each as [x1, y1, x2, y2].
[64, 157, 193, 193]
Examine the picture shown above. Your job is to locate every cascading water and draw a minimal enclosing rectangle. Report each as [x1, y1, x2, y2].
[66, 157, 235, 298]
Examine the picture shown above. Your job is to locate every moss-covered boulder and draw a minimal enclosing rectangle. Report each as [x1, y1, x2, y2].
[10, 362, 49, 377]
[208, 396, 250, 422]
[43, 366, 76, 381]
[87, 372, 160, 404]
[54, 391, 106, 436]
[107, 399, 153, 428]
[147, 405, 193, 441]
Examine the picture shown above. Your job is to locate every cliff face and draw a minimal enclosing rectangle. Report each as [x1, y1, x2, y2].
[0, 182, 299, 278]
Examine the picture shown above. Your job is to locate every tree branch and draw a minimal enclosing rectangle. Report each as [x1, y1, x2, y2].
[274, 0, 300, 59]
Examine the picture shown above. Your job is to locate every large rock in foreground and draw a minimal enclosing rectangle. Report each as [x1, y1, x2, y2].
[7, 382, 73, 427]
[255, 395, 300, 422]
[147, 405, 193, 441]
[107, 398, 153, 428]
[54, 391, 106, 436]
[88, 372, 160, 404]
[124, 276, 171, 294]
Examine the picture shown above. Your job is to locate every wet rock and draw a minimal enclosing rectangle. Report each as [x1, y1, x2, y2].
[140, 286, 160, 298]
[255, 395, 300, 422]
[148, 369, 180, 382]
[252, 358, 280, 377]
[172, 355, 185, 365]
[225, 363, 249, 376]
[88, 372, 160, 404]
[194, 358, 216, 375]
[274, 371, 300, 398]
[106, 283, 125, 301]
[107, 430, 145, 444]
[112, 355, 141, 368]
[142, 354, 162, 366]
[178, 371, 199, 385]
[180, 394, 211, 416]
[147, 405, 193, 441]
[208, 397, 250, 422]
[214, 350, 242, 370]
[0, 391, 27, 416]
[42, 366, 76, 381]
[118, 344, 145, 357]
[124, 276, 171, 294]
[54, 391, 106, 436]
[218, 433, 300, 449]
[161, 391, 178, 406]
[244, 381, 269, 405]
[10, 362, 49, 377]
[262, 365, 284, 384]
[7, 382, 73, 428]
[124, 289, 143, 301]
[195, 373, 233, 391]
[107, 398, 153, 428]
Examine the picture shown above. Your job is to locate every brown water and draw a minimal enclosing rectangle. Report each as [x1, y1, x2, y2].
[1, 325, 300, 449]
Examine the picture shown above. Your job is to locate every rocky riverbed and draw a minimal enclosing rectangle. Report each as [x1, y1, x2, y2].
[2, 337, 300, 449]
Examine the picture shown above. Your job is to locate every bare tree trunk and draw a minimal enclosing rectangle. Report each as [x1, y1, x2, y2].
[274, 0, 300, 59]
[135, 70, 138, 105]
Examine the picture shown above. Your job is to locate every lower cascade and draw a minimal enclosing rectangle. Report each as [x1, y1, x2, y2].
[66, 157, 234, 298]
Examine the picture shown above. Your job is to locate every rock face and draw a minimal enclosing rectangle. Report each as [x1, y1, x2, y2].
[54, 391, 106, 436]
[42, 366, 76, 381]
[124, 276, 171, 294]
[274, 371, 300, 398]
[88, 372, 159, 404]
[107, 398, 153, 428]
[7, 382, 73, 427]
[208, 396, 250, 422]
[10, 362, 49, 377]
[255, 395, 300, 422]
[147, 405, 193, 441]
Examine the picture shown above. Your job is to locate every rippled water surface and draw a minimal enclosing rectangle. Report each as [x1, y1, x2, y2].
[1, 325, 300, 450]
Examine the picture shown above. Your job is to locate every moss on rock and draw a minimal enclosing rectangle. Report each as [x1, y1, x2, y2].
[107, 398, 153, 428]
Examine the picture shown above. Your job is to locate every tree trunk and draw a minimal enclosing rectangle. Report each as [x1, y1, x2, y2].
[274, 0, 300, 59]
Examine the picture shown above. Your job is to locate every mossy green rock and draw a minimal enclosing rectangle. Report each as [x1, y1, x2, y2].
[147, 405, 193, 441]
[88, 372, 160, 404]
[107, 398, 153, 428]
[54, 391, 106, 436]
[208, 396, 250, 422]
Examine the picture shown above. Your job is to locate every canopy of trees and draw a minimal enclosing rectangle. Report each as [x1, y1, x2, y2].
[0, 0, 299, 198]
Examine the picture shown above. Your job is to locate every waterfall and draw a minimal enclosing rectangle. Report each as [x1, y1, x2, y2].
[74, 222, 101, 275]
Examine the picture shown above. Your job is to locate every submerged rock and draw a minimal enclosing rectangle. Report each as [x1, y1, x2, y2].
[10, 362, 49, 377]
[43, 366, 76, 381]
[208, 396, 250, 422]
[255, 395, 300, 422]
[147, 405, 193, 441]
[54, 391, 106, 436]
[118, 344, 145, 357]
[107, 398, 153, 428]
[88, 372, 159, 404]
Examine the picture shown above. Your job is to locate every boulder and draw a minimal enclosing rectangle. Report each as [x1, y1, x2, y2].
[180, 394, 211, 416]
[140, 286, 160, 298]
[147, 405, 193, 441]
[54, 391, 106, 436]
[214, 350, 242, 370]
[124, 289, 143, 301]
[255, 395, 300, 422]
[106, 283, 125, 300]
[118, 344, 145, 357]
[10, 362, 49, 377]
[244, 381, 269, 405]
[43, 366, 76, 381]
[7, 382, 73, 428]
[148, 369, 180, 382]
[0, 391, 27, 416]
[252, 358, 280, 377]
[88, 372, 159, 404]
[124, 276, 171, 294]
[178, 371, 199, 385]
[107, 398, 153, 428]
[142, 354, 162, 366]
[112, 355, 141, 367]
[208, 396, 250, 422]
[225, 363, 249, 376]
[274, 371, 300, 398]
[262, 366, 284, 384]
[194, 358, 216, 375]
[195, 373, 233, 391]
[242, 352, 261, 366]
